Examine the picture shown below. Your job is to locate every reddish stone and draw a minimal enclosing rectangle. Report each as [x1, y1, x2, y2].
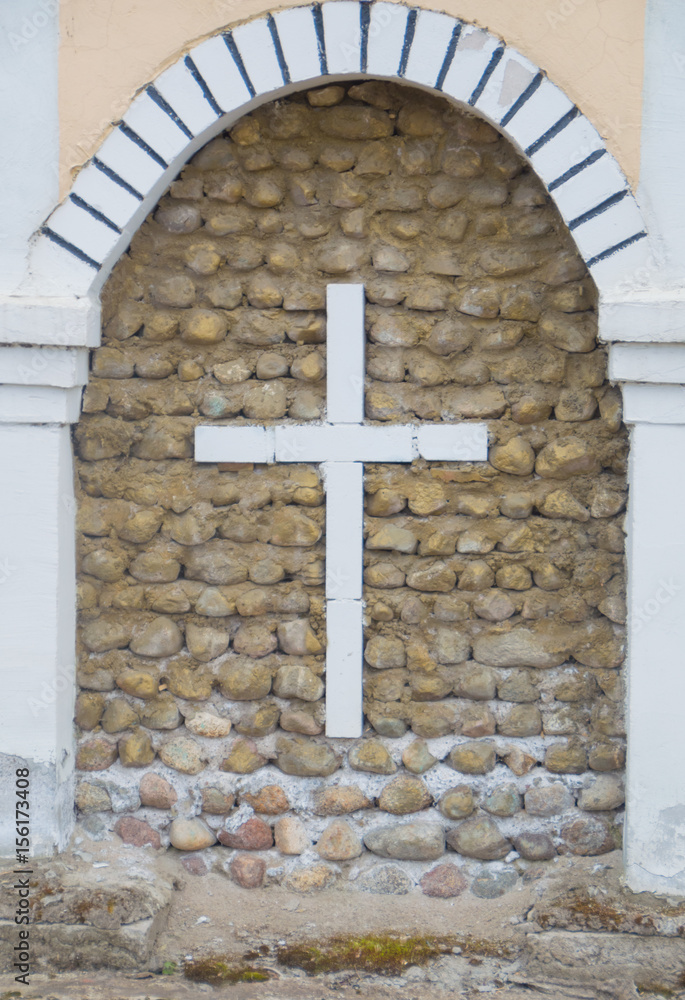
[419, 863, 468, 898]
[181, 855, 208, 877]
[218, 817, 273, 850]
[114, 816, 161, 849]
[231, 853, 267, 888]
[560, 816, 615, 856]
[241, 784, 290, 814]
[139, 772, 177, 809]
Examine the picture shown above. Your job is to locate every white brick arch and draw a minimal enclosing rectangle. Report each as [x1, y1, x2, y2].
[33, 0, 648, 301]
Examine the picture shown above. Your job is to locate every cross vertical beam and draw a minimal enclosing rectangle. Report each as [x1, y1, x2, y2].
[194, 283, 489, 739]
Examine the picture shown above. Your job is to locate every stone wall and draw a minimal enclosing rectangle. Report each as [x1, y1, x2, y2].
[73, 81, 627, 892]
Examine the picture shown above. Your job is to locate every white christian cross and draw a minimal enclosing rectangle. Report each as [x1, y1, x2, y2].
[195, 284, 489, 738]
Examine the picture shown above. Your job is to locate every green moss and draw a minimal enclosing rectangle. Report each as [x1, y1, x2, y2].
[161, 960, 177, 976]
[184, 957, 273, 985]
[276, 934, 454, 976]
[636, 986, 676, 998]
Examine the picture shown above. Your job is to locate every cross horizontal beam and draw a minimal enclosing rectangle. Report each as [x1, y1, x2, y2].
[195, 422, 488, 464]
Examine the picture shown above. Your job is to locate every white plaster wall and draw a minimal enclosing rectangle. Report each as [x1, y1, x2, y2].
[0, 0, 59, 295]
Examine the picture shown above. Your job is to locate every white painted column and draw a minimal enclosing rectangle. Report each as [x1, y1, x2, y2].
[624, 420, 685, 893]
[0, 424, 77, 855]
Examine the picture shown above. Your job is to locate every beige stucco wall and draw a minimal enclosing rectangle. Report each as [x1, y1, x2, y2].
[58, 0, 645, 198]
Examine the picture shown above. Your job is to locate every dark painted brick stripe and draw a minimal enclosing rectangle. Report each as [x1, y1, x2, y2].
[69, 194, 121, 234]
[267, 13, 291, 84]
[435, 22, 462, 91]
[146, 85, 194, 139]
[468, 45, 504, 106]
[525, 105, 579, 157]
[312, 4, 328, 75]
[548, 148, 607, 192]
[223, 32, 256, 98]
[42, 227, 101, 270]
[360, 2, 371, 73]
[398, 8, 417, 77]
[569, 189, 629, 231]
[587, 230, 647, 268]
[92, 158, 144, 201]
[499, 71, 543, 127]
[118, 123, 168, 169]
[184, 55, 224, 116]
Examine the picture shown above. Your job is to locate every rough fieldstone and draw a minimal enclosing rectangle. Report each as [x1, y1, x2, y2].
[140, 697, 182, 730]
[220, 738, 267, 774]
[535, 438, 601, 479]
[561, 816, 615, 856]
[356, 865, 413, 895]
[234, 702, 280, 738]
[473, 589, 516, 621]
[378, 776, 432, 814]
[312, 785, 371, 815]
[277, 619, 322, 655]
[525, 783, 575, 816]
[139, 773, 177, 809]
[365, 822, 445, 861]
[185, 711, 232, 738]
[407, 562, 457, 592]
[499, 704, 543, 737]
[366, 524, 418, 553]
[316, 819, 363, 860]
[588, 743, 626, 772]
[349, 740, 397, 775]
[364, 636, 406, 669]
[447, 815, 510, 860]
[184, 542, 248, 586]
[503, 747, 538, 776]
[186, 622, 229, 662]
[114, 817, 161, 849]
[453, 664, 497, 701]
[539, 310, 596, 353]
[118, 730, 155, 768]
[231, 854, 267, 888]
[402, 740, 438, 774]
[130, 618, 183, 658]
[277, 737, 340, 777]
[81, 621, 131, 653]
[170, 818, 217, 851]
[75, 782, 112, 813]
[219, 817, 273, 851]
[439, 785, 475, 820]
[201, 787, 235, 814]
[180, 309, 227, 345]
[578, 774, 625, 811]
[273, 664, 324, 702]
[545, 741, 588, 774]
[434, 628, 471, 664]
[513, 832, 556, 861]
[490, 437, 536, 476]
[270, 509, 322, 546]
[233, 625, 277, 659]
[473, 623, 573, 669]
[420, 864, 468, 898]
[239, 785, 289, 815]
[460, 704, 496, 738]
[483, 784, 522, 817]
[75, 692, 106, 730]
[448, 742, 496, 775]
[158, 736, 206, 774]
[285, 864, 338, 893]
[219, 659, 272, 700]
[471, 868, 518, 898]
[116, 670, 158, 700]
[364, 562, 406, 588]
[274, 816, 310, 855]
[410, 703, 457, 739]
